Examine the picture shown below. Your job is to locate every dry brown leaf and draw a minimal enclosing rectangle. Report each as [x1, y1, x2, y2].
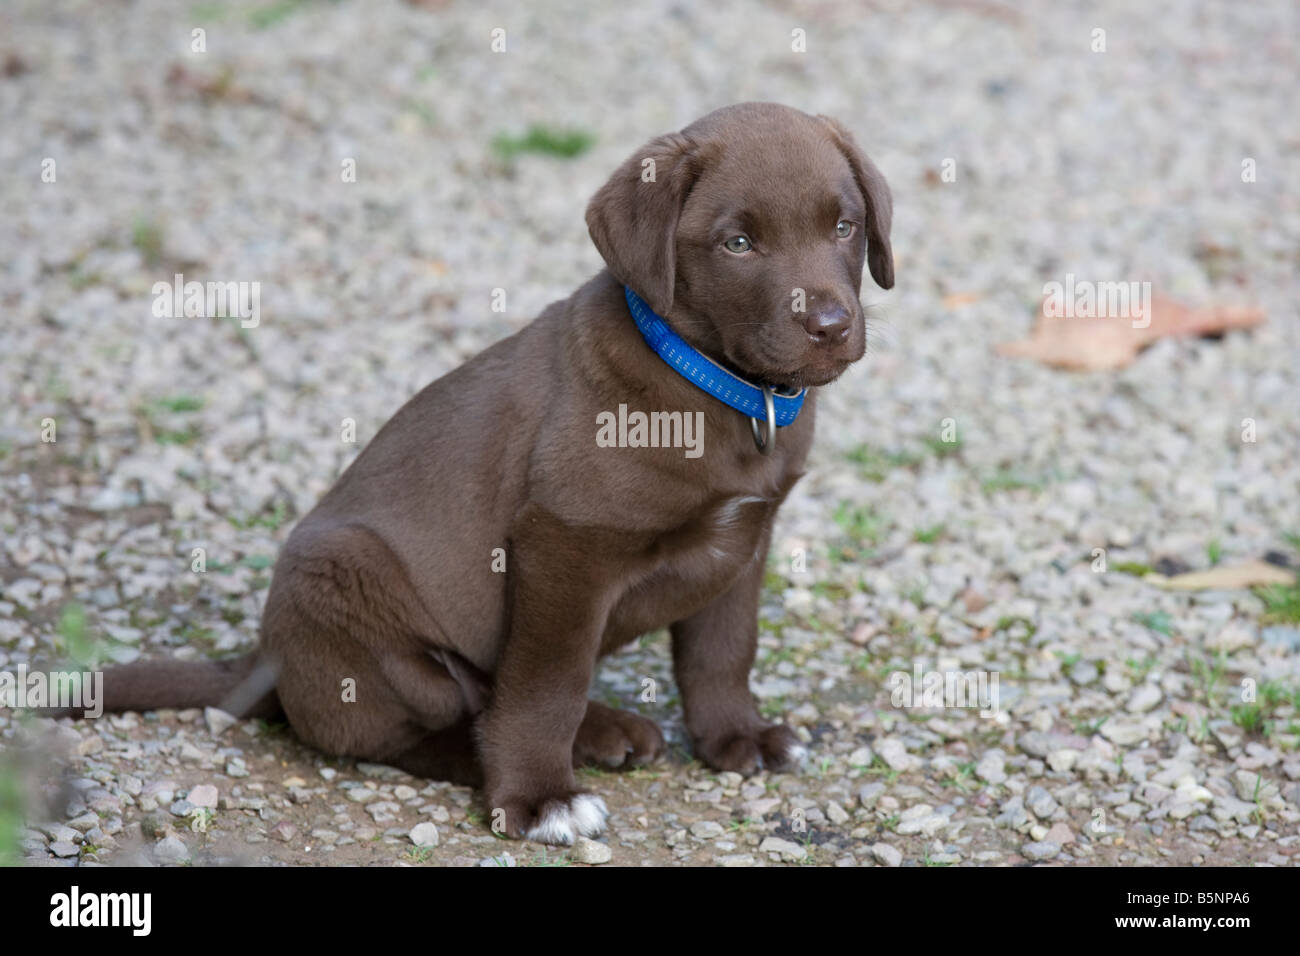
[166, 64, 260, 105]
[1146, 560, 1294, 591]
[942, 292, 982, 309]
[960, 586, 989, 613]
[997, 295, 1264, 370]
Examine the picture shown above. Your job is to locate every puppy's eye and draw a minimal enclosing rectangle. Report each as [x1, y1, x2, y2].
[835, 220, 855, 239]
[723, 235, 752, 254]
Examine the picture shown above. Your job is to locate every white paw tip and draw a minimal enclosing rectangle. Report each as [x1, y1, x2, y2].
[570, 794, 608, 835]
[525, 794, 609, 845]
[778, 742, 809, 766]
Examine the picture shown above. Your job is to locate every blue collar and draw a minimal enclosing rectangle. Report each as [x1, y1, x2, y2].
[623, 286, 806, 427]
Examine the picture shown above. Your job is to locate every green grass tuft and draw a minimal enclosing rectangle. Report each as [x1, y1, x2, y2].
[1133, 610, 1174, 636]
[132, 218, 164, 267]
[1230, 703, 1266, 735]
[980, 468, 1042, 494]
[1255, 578, 1300, 625]
[845, 444, 922, 482]
[913, 524, 945, 544]
[492, 126, 594, 161]
[833, 502, 883, 552]
[0, 760, 24, 867]
[250, 0, 312, 29]
[153, 395, 205, 413]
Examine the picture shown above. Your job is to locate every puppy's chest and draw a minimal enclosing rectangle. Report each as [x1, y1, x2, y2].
[604, 493, 775, 642]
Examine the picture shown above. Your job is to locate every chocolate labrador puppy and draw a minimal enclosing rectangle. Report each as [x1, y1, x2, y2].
[82, 102, 894, 844]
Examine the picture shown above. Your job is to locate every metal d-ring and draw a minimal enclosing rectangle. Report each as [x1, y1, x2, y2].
[750, 385, 776, 455]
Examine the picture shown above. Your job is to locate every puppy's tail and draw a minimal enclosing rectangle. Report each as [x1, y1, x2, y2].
[43, 652, 282, 721]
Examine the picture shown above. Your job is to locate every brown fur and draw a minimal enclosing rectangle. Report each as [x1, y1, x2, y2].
[77, 103, 894, 842]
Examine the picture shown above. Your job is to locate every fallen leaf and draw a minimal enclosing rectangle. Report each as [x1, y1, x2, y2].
[960, 586, 989, 613]
[998, 295, 1264, 370]
[166, 64, 260, 105]
[942, 292, 981, 309]
[1146, 560, 1295, 591]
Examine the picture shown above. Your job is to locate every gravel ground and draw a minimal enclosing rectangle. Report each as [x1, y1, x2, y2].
[2, 0, 1299, 867]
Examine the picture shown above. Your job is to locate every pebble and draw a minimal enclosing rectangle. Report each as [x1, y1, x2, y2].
[39, 823, 80, 844]
[758, 837, 807, 862]
[153, 836, 189, 864]
[269, 821, 298, 842]
[1126, 685, 1163, 714]
[572, 837, 612, 864]
[848, 746, 874, 767]
[1046, 749, 1078, 773]
[1022, 841, 1060, 862]
[689, 821, 724, 840]
[1100, 720, 1149, 747]
[858, 783, 885, 808]
[897, 805, 947, 836]
[409, 823, 440, 848]
[1232, 771, 1279, 804]
[976, 750, 1007, 785]
[1044, 823, 1075, 845]
[184, 787, 215, 815]
[1026, 787, 1059, 819]
[204, 707, 238, 736]
[875, 738, 920, 772]
[871, 843, 902, 867]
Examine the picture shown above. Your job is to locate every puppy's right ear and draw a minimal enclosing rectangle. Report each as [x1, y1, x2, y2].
[586, 132, 700, 316]
[818, 115, 894, 291]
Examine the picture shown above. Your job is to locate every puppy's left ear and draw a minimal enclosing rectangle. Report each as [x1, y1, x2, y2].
[818, 115, 894, 290]
[586, 131, 703, 315]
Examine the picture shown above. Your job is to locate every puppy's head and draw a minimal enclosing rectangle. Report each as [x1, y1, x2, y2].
[587, 102, 893, 390]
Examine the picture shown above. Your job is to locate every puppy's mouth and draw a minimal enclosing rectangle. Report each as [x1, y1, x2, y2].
[775, 360, 855, 390]
[731, 345, 861, 392]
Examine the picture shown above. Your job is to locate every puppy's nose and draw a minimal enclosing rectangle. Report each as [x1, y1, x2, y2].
[801, 306, 851, 344]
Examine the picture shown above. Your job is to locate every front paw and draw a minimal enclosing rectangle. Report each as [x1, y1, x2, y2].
[573, 701, 666, 769]
[488, 790, 609, 845]
[695, 723, 806, 775]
